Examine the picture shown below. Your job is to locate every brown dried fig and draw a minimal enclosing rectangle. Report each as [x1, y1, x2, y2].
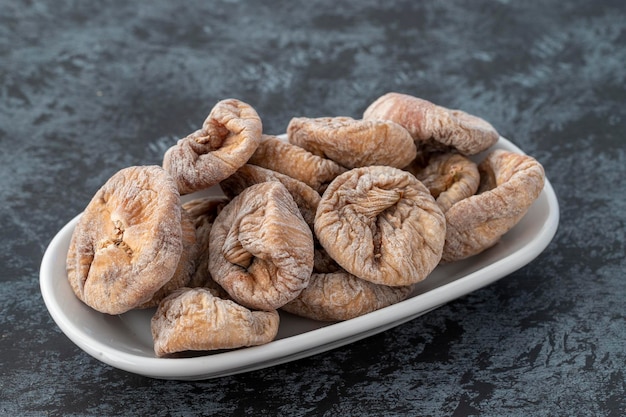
[281, 271, 413, 321]
[208, 182, 314, 311]
[248, 134, 347, 194]
[151, 287, 280, 357]
[442, 149, 545, 262]
[182, 196, 230, 295]
[66, 165, 183, 315]
[163, 98, 262, 195]
[363, 92, 499, 155]
[315, 165, 446, 286]
[410, 152, 480, 213]
[287, 116, 417, 169]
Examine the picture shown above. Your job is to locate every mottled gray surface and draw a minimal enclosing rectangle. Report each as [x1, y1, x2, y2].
[1, 0, 625, 415]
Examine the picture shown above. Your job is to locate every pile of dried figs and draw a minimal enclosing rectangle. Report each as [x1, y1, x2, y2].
[65, 92, 545, 357]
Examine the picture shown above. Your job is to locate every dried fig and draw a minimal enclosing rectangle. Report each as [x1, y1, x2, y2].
[66, 165, 183, 315]
[315, 165, 446, 286]
[248, 134, 347, 194]
[410, 152, 480, 213]
[281, 271, 413, 321]
[182, 196, 230, 295]
[151, 287, 280, 357]
[363, 92, 499, 155]
[442, 149, 545, 262]
[163, 98, 262, 195]
[287, 116, 417, 169]
[208, 182, 314, 311]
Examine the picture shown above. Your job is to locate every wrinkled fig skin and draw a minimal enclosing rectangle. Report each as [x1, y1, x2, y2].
[363, 92, 499, 155]
[66, 166, 183, 315]
[208, 182, 314, 311]
[315, 165, 446, 287]
[281, 271, 413, 321]
[248, 134, 347, 194]
[411, 152, 480, 213]
[163, 98, 262, 195]
[287, 116, 417, 169]
[442, 149, 545, 263]
[151, 287, 280, 357]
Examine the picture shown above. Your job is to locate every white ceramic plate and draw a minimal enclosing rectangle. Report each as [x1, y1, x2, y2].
[40, 136, 559, 380]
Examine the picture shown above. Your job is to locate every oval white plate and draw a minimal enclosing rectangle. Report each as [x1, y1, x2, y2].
[40, 136, 559, 380]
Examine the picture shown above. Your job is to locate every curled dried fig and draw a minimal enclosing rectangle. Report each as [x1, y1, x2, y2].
[248, 134, 347, 194]
[442, 149, 545, 262]
[287, 116, 417, 169]
[410, 152, 480, 213]
[315, 165, 446, 286]
[208, 182, 314, 311]
[66, 165, 183, 315]
[363, 92, 499, 155]
[151, 287, 280, 357]
[163, 98, 262, 195]
[281, 271, 413, 321]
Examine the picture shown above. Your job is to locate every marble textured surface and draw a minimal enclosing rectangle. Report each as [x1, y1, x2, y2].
[1, 0, 625, 415]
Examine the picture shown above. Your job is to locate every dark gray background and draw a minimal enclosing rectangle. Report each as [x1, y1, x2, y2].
[1, 1, 624, 415]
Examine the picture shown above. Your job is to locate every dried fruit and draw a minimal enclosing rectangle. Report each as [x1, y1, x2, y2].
[282, 271, 413, 321]
[248, 134, 347, 194]
[315, 165, 446, 286]
[208, 182, 314, 310]
[442, 149, 545, 262]
[287, 116, 417, 169]
[151, 287, 280, 357]
[410, 152, 480, 213]
[363, 92, 499, 155]
[182, 196, 230, 294]
[163, 98, 262, 195]
[66, 165, 183, 315]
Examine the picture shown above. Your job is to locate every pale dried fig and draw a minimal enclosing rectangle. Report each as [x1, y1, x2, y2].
[410, 152, 480, 213]
[287, 116, 417, 169]
[442, 149, 545, 262]
[182, 196, 230, 295]
[315, 165, 446, 286]
[248, 134, 347, 194]
[163, 98, 262, 195]
[66, 165, 183, 315]
[363, 92, 499, 155]
[151, 287, 280, 357]
[208, 182, 314, 311]
[281, 271, 413, 321]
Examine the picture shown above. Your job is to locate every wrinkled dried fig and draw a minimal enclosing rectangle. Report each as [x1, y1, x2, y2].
[315, 165, 446, 286]
[410, 152, 480, 213]
[287, 116, 417, 169]
[248, 134, 347, 194]
[209, 182, 314, 311]
[442, 149, 545, 262]
[151, 287, 280, 357]
[363, 92, 499, 155]
[66, 165, 183, 315]
[281, 271, 413, 321]
[182, 196, 230, 295]
[163, 98, 262, 195]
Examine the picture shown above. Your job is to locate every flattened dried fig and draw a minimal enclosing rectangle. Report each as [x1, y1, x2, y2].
[315, 165, 446, 286]
[363, 92, 499, 155]
[442, 149, 545, 262]
[151, 287, 280, 357]
[248, 134, 347, 193]
[66, 165, 183, 315]
[287, 116, 417, 169]
[410, 152, 480, 213]
[281, 271, 413, 321]
[182, 196, 230, 294]
[209, 182, 314, 311]
[163, 98, 262, 195]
